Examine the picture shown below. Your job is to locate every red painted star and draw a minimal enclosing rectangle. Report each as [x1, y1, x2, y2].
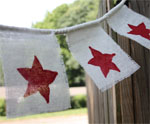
[88, 46, 120, 78]
[128, 22, 150, 40]
[17, 56, 58, 104]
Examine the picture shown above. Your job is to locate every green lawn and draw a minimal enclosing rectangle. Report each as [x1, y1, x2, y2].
[0, 108, 87, 121]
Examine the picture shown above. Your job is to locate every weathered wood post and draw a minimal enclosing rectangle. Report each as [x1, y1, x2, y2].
[86, 0, 150, 123]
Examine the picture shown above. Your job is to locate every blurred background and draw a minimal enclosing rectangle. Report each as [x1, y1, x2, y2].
[0, 0, 99, 123]
[1, 0, 149, 124]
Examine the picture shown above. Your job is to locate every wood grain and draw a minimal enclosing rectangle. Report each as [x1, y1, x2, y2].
[129, 0, 150, 123]
[86, 0, 150, 123]
[86, 0, 116, 123]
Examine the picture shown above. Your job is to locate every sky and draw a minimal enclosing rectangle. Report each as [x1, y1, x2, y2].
[0, 0, 76, 28]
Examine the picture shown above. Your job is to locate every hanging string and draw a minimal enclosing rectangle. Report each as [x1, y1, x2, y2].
[0, 0, 127, 35]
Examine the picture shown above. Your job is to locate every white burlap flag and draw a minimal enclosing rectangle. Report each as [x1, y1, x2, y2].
[67, 24, 140, 91]
[0, 29, 70, 118]
[107, 5, 150, 49]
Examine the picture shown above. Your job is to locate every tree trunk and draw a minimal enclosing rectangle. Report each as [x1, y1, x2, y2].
[86, 0, 150, 123]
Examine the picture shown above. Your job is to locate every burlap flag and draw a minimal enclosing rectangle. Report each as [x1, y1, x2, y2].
[0, 28, 70, 118]
[107, 5, 150, 49]
[67, 24, 140, 91]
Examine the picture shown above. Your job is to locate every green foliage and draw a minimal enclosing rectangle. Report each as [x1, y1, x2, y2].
[57, 0, 99, 28]
[71, 95, 86, 109]
[0, 99, 6, 116]
[33, 0, 99, 29]
[61, 48, 85, 86]
[34, 4, 69, 29]
[114, 0, 117, 4]
[33, 0, 99, 87]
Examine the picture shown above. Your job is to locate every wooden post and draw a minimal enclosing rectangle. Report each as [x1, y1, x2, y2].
[86, 0, 150, 123]
[86, 0, 117, 123]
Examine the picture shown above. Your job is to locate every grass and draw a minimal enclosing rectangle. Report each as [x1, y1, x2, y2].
[0, 108, 87, 122]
